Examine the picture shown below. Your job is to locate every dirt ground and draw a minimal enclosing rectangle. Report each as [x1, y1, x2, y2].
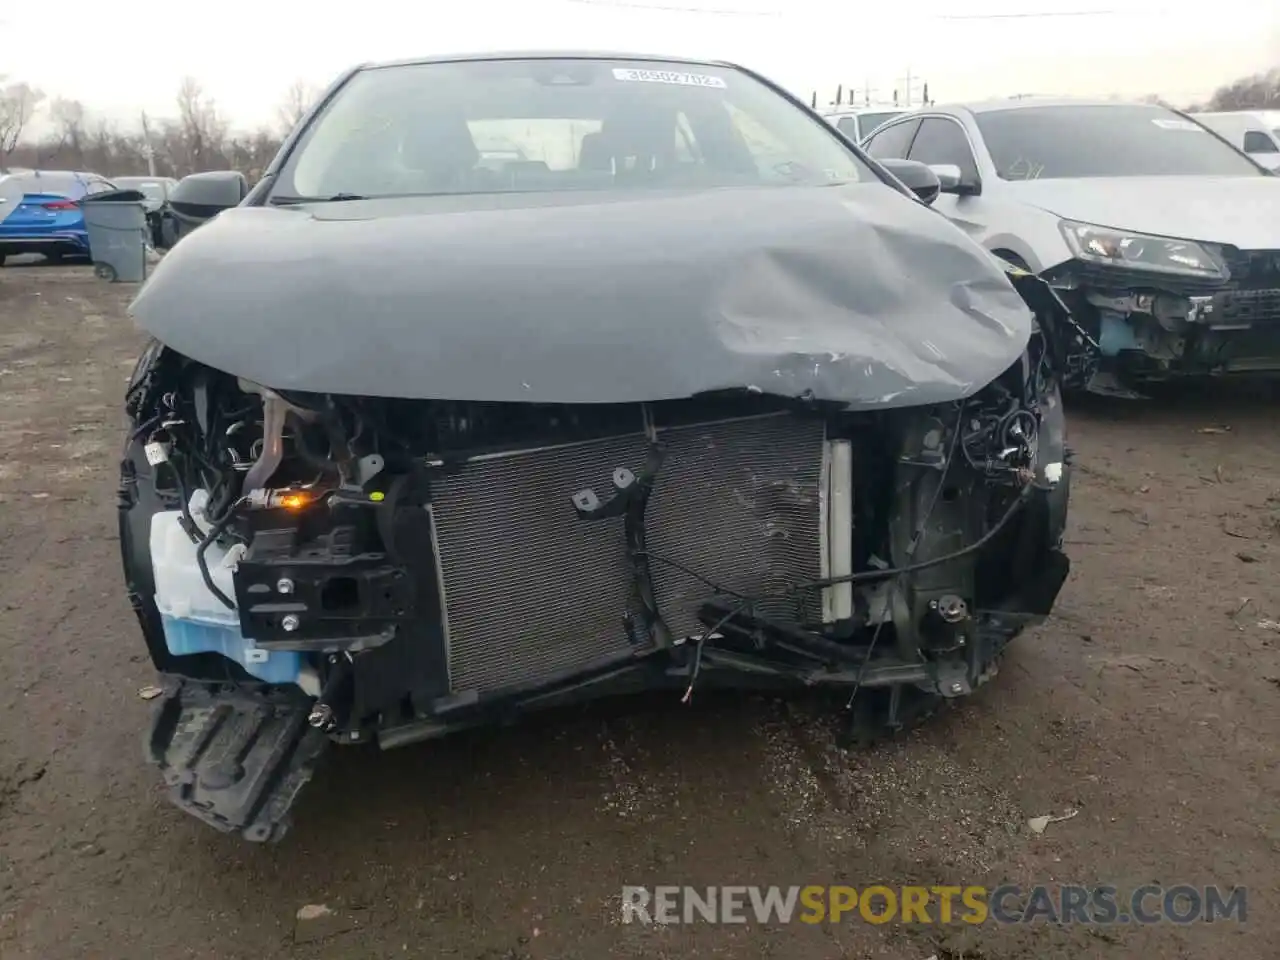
[1, 261, 1278, 960]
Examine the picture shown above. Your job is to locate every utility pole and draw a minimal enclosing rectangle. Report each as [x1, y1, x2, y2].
[140, 110, 157, 176]
[894, 66, 926, 107]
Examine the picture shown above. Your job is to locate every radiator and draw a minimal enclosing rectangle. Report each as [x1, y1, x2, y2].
[644, 415, 827, 640]
[427, 413, 829, 695]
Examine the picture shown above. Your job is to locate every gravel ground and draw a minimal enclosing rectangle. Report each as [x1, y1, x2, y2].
[1, 262, 1278, 960]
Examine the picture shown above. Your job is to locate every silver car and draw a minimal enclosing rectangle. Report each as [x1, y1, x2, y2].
[861, 98, 1280, 396]
[112, 176, 179, 215]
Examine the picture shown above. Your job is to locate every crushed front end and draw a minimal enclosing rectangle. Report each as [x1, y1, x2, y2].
[120, 281, 1074, 841]
[1045, 225, 1280, 396]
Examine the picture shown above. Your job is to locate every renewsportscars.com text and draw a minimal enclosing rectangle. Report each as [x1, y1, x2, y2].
[621, 884, 1247, 926]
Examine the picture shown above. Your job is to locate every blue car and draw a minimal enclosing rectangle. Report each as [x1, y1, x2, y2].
[0, 169, 118, 266]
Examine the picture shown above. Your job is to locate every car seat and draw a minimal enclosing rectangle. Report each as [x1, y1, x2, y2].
[397, 112, 496, 191]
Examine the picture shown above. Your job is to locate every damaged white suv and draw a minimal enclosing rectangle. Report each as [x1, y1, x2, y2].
[119, 52, 1081, 841]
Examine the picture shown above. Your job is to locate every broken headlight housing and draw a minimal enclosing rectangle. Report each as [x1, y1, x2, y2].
[1058, 220, 1226, 280]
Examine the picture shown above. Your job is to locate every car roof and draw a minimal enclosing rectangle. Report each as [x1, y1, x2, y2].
[361, 50, 735, 71]
[1195, 110, 1273, 126]
[0, 169, 103, 187]
[6, 169, 97, 178]
[1194, 111, 1269, 126]
[823, 106, 909, 116]
[927, 97, 1176, 116]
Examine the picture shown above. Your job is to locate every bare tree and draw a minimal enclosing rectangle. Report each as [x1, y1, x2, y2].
[226, 128, 283, 182]
[277, 79, 319, 136]
[35, 98, 87, 166]
[174, 76, 228, 174]
[1207, 68, 1280, 111]
[2, 74, 284, 180]
[0, 78, 45, 168]
[88, 119, 122, 174]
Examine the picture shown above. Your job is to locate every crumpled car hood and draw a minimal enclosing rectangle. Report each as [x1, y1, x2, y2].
[1003, 175, 1280, 249]
[129, 183, 1033, 408]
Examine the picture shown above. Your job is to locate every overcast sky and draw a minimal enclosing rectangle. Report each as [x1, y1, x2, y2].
[4, 0, 1278, 134]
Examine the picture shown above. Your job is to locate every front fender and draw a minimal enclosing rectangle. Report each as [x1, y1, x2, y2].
[995, 256, 1100, 391]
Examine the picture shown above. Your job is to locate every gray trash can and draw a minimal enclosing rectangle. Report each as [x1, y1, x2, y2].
[81, 191, 149, 282]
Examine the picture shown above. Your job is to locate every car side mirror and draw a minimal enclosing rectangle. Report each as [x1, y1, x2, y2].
[877, 158, 941, 205]
[928, 163, 981, 196]
[168, 170, 248, 214]
[156, 171, 249, 250]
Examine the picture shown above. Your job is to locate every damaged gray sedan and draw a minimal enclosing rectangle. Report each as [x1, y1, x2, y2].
[119, 52, 1081, 841]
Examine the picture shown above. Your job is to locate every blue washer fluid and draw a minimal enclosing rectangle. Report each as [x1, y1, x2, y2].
[159, 613, 304, 686]
[150, 504, 307, 689]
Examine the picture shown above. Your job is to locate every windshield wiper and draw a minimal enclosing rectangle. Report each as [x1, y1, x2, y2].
[269, 192, 368, 205]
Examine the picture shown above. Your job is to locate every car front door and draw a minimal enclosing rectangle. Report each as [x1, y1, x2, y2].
[1242, 129, 1280, 169]
[903, 117, 989, 239]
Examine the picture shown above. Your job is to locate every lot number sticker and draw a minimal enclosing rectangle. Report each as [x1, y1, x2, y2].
[1150, 118, 1203, 131]
[612, 68, 727, 88]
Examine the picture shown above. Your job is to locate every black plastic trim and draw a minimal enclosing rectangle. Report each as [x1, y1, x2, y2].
[146, 680, 330, 843]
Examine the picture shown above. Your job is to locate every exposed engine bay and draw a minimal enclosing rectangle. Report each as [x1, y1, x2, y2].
[120, 316, 1071, 842]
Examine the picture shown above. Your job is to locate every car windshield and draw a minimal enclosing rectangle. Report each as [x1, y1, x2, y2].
[274, 57, 874, 199]
[975, 105, 1266, 180]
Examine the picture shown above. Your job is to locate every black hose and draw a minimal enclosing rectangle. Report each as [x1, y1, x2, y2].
[638, 549, 744, 599]
[682, 598, 751, 703]
[291, 419, 341, 473]
[196, 499, 244, 610]
[163, 461, 201, 545]
[128, 414, 162, 444]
